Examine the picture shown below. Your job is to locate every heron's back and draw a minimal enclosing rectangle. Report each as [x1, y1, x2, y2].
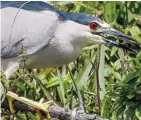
[1, 6, 59, 57]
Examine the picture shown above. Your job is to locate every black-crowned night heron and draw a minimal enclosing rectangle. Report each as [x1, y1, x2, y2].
[1, 1, 140, 79]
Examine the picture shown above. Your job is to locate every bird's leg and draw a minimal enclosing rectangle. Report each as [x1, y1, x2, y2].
[6, 92, 18, 114]
[35, 98, 44, 119]
[7, 95, 15, 114]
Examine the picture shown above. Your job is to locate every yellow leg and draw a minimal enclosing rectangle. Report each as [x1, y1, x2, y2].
[7, 96, 15, 114]
[35, 99, 57, 120]
[35, 98, 44, 120]
[42, 101, 57, 120]
[36, 109, 42, 120]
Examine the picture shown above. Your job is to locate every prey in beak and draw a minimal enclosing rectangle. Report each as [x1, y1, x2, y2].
[99, 27, 141, 53]
[89, 20, 141, 53]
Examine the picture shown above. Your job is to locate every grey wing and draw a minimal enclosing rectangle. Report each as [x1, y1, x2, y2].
[1, 7, 59, 58]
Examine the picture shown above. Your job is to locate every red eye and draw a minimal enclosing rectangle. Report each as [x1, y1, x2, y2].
[89, 22, 98, 29]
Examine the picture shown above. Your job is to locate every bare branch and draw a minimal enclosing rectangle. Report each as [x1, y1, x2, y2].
[2, 99, 108, 120]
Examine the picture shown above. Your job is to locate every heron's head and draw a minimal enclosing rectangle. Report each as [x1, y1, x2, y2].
[60, 12, 140, 53]
[86, 17, 140, 53]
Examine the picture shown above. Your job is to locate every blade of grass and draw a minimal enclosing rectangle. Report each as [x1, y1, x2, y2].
[76, 54, 97, 90]
[57, 69, 66, 106]
[98, 44, 105, 100]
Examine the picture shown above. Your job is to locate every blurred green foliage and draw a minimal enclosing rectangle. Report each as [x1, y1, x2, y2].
[1, 1, 141, 120]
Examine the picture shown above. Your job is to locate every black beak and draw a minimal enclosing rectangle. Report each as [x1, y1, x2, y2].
[99, 27, 141, 53]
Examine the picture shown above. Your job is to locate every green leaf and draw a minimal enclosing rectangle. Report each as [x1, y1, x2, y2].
[126, 94, 135, 99]
[116, 105, 125, 116]
[27, 112, 36, 120]
[57, 70, 66, 106]
[137, 51, 141, 61]
[76, 54, 96, 90]
[124, 71, 139, 83]
[110, 47, 118, 57]
[114, 72, 121, 80]
[129, 26, 141, 42]
[16, 113, 26, 120]
[86, 1, 99, 7]
[113, 59, 121, 71]
[126, 101, 136, 107]
[135, 107, 141, 119]
[128, 10, 136, 23]
[104, 67, 112, 77]
[15, 82, 25, 91]
[136, 88, 141, 94]
[46, 77, 59, 88]
[104, 1, 116, 23]
[125, 107, 135, 119]
[101, 99, 110, 118]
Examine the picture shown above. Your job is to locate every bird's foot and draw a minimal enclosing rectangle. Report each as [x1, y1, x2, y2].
[6, 91, 57, 120]
[36, 99, 57, 120]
